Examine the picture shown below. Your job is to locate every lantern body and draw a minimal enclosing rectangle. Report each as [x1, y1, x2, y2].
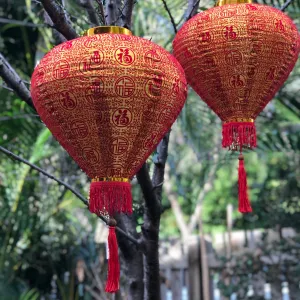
[173, 4, 299, 213]
[173, 3, 299, 149]
[31, 32, 187, 215]
[31, 27, 188, 294]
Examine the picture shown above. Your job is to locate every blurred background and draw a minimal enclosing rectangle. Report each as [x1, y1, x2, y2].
[0, 0, 299, 299]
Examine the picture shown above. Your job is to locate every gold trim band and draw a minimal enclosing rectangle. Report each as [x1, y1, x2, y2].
[92, 177, 130, 183]
[224, 118, 254, 123]
[84, 26, 132, 36]
[215, 0, 252, 6]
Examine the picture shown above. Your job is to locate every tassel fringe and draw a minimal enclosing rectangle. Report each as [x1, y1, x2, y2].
[222, 122, 257, 150]
[89, 181, 132, 216]
[238, 154, 252, 213]
[105, 224, 120, 293]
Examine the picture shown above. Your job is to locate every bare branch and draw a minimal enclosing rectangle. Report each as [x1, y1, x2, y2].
[89, 262, 107, 297]
[95, 0, 106, 25]
[120, 0, 135, 29]
[152, 132, 170, 203]
[188, 141, 220, 232]
[41, 0, 78, 40]
[105, 0, 117, 25]
[85, 285, 103, 300]
[136, 164, 160, 221]
[0, 53, 35, 110]
[115, 214, 143, 252]
[0, 145, 140, 246]
[186, 0, 200, 21]
[164, 164, 190, 239]
[280, 0, 294, 10]
[44, 10, 67, 45]
[137, 132, 170, 223]
[161, 0, 177, 33]
[0, 145, 88, 206]
[112, 2, 126, 26]
[0, 84, 14, 92]
[153, 181, 164, 190]
[0, 114, 39, 121]
[0, 17, 45, 28]
[77, 0, 100, 26]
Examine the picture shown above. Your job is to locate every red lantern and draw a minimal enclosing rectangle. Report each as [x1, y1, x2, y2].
[173, 0, 299, 213]
[31, 26, 187, 292]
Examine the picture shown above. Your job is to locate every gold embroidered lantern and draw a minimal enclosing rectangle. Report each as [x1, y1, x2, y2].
[173, 0, 299, 213]
[31, 26, 187, 292]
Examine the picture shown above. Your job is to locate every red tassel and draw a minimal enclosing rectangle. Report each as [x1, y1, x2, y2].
[238, 154, 252, 213]
[89, 181, 132, 216]
[105, 221, 120, 293]
[222, 122, 257, 150]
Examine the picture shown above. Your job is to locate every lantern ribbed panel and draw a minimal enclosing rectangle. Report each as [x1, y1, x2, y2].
[173, 3, 299, 126]
[31, 34, 187, 180]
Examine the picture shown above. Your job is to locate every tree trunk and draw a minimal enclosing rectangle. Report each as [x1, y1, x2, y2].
[116, 214, 144, 300]
[140, 133, 170, 300]
[137, 163, 162, 300]
[142, 219, 161, 300]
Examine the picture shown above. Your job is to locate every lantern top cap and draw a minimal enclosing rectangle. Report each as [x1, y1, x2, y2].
[215, 0, 252, 6]
[84, 26, 132, 36]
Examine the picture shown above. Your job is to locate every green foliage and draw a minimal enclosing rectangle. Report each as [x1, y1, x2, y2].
[20, 288, 40, 300]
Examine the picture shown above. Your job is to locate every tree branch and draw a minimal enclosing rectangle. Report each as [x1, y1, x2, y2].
[77, 0, 100, 26]
[41, 0, 78, 40]
[120, 0, 135, 29]
[0, 84, 14, 92]
[0, 53, 35, 110]
[0, 114, 39, 121]
[280, 0, 294, 11]
[0, 17, 45, 28]
[105, 0, 117, 26]
[161, 0, 177, 33]
[112, 1, 126, 26]
[152, 132, 170, 203]
[95, 0, 106, 25]
[0, 145, 89, 206]
[188, 141, 220, 232]
[185, 0, 200, 21]
[44, 10, 67, 45]
[115, 214, 145, 298]
[0, 145, 139, 246]
[164, 164, 190, 239]
[136, 164, 160, 222]
[136, 132, 170, 224]
[85, 285, 103, 300]
[140, 132, 170, 300]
